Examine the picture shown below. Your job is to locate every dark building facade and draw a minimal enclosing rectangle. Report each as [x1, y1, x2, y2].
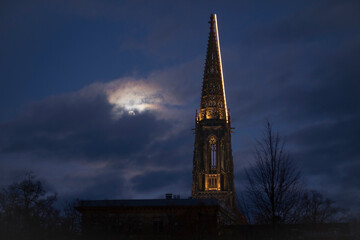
[191, 14, 236, 210]
[76, 198, 240, 240]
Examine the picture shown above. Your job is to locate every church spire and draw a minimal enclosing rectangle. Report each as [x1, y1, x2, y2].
[192, 14, 242, 215]
[199, 14, 228, 122]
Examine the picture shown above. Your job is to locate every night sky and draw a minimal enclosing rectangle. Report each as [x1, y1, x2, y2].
[1, 1, 359, 213]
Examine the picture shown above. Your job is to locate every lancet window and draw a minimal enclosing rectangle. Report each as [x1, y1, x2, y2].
[208, 176, 217, 189]
[209, 136, 217, 170]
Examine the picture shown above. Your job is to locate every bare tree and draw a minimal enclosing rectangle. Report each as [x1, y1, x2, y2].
[245, 121, 303, 225]
[0, 172, 83, 240]
[0, 172, 60, 239]
[300, 190, 342, 224]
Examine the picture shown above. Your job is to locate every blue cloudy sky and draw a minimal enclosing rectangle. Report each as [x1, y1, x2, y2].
[0, 0, 359, 213]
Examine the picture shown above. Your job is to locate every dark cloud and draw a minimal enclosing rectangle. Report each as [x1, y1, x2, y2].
[0, 86, 172, 163]
[68, 173, 125, 200]
[242, 1, 360, 45]
[290, 116, 360, 173]
[0, 80, 194, 201]
[132, 169, 191, 193]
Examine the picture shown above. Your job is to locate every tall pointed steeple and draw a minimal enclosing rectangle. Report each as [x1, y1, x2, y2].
[192, 14, 242, 217]
[199, 13, 228, 122]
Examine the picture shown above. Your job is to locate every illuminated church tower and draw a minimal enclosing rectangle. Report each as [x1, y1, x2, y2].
[192, 14, 236, 209]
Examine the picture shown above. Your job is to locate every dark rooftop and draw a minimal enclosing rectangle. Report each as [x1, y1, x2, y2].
[77, 198, 220, 208]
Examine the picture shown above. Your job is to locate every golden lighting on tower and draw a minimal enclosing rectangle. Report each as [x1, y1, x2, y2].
[214, 14, 228, 122]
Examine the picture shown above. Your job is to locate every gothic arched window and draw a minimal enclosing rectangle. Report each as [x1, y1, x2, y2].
[209, 136, 217, 170]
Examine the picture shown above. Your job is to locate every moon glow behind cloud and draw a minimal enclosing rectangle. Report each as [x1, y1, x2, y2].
[107, 80, 165, 118]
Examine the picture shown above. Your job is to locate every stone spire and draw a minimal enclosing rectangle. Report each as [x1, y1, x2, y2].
[192, 14, 241, 216]
[199, 13, 228, 122]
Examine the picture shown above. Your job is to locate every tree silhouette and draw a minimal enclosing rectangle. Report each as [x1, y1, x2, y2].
[300, 190, 342, 224]
[0, 172, 59, 239]
[0, 172, 81, 240]
[245, 121, 303, 225]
